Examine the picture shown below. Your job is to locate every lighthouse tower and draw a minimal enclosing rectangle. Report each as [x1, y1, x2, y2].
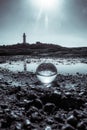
[23, 33, 26, 44]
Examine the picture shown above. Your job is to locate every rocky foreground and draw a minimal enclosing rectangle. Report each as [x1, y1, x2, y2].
[0, 70, 87, 130]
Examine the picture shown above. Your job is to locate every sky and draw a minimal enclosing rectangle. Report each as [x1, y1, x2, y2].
[0, 0, 87, 47]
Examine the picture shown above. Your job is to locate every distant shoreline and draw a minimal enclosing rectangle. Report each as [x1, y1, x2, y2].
[0, 43, 87, 57]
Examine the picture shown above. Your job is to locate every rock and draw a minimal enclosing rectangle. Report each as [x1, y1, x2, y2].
[10, 111, 20, 120]
[43, 103, 56, 114]
[73, 110, 85, 119]
[31, 112, 42, 122]
[67, 115, 78, 127]
[28, 93, 38, 100]
[46, 117, 54, 125]
[61, 124, 75, 130]
[1, 120, 8, 128]
[24, 119, 31, 126]
[1, 104, 8, 109]
[65, 92, 72, 98]
[26, 106, 38, 116]
[77, 121, 86, 130]
[16, 93, 21, 100]
[33, 99, 43, 109]
[54, 113, 65, 123]
[15, 123, 22, 130]
[0, 109, 3, 114]
[45, 126, 52, 130]
[50, 92, 61, 105]
[24, 100, 33, 110]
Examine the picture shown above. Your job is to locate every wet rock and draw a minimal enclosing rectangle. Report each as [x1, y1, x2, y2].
[24, 119, 31, 126]
[15, 122, 22, 130]
[61, 124, 75, 130]
[1, 104, 8, 109]
[50, 92, 61, 105]
[54, 113, 65, 123]
[45, 126, 52, 130]
[28, 93, 38, 100]
[65, 92, 72, 98]
[33, 99, 43, 109]
[26, 106, 38, 116]
[46, 117, 54, 125]
[67, 115, 78, 127]
[16, 93, 21, 100]
[31, 112, 43, 122]
[73, 110, 85, 119]
[77, 121, 86, 130]
[23, 119, 32, 129]
[43, 103, 56, 114]
[10, 111, 20, 120]
[1, 119, 9, 128]
[24, 100, 33, 110]
[0, 109, 3, 114]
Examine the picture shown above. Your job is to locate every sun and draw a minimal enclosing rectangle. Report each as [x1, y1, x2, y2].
[35, 0, 57, 10]
[38, 0, 56, 9]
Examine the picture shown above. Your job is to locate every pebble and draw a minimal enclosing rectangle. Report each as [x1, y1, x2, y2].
[54, 113, 64, 123]
[44, 103, 56, 114]
[15, 123, 22, 130]
[61, 124, 75, 130]
[45, 126, 52, 130]
[31, 112, 42, 122]
[67, 115, 78, 127]
[1, 104, 8, 109]
[33, 99, 43, 109]
[1, 120, 8, 128]
[24, 119, 31, 126]
[77, 121, 86, 130]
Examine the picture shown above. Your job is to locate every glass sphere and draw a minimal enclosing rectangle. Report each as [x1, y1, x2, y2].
[36, 63, 57, 84]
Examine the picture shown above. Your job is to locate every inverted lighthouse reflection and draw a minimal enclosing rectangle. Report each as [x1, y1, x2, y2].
[24, 59, 27, 72]
[36, 63, 57, 84]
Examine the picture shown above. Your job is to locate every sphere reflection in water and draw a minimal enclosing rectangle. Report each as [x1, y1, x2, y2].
[36, 63, 57, 84]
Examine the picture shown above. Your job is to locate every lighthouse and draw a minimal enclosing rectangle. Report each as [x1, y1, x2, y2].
[23, 33, 26, 44]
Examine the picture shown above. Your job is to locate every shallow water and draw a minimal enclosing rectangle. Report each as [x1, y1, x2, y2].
[0, 58, 87, 74]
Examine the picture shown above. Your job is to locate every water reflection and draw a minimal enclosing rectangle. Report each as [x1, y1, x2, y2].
[24, 59, 27, 72]
[0, 58, 87, 74]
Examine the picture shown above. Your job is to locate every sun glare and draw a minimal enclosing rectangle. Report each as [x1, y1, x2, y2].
[35, 0, 57, 10]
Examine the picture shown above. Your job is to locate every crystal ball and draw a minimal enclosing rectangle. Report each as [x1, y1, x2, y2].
[36, 63, 57, 84]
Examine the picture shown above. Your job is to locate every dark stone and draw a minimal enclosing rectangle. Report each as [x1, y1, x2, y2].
[54, 114, 65, 123]
[0, 110, 3, 114]
[65, 92, 72, 98]
[24, 119, 31, 126]
[46, 117, 54, 125]
[15, 123, 22, 130]
[43, 103, 56, 114]
[1, 120, 8, 128]
[24, 100, 33, 110]
[31, 112, 43, 122]
[1, 104, 8, 109]
[26, 106, 38, 116]
[50, 92, 61, 105]
[16, 93, 21, 100]
[67, 115, 78, 127]
[10, 111, 20, 120]
[33, 99, 43, 109]
[61, 124, 75, 130]
[28, 93, 38, 100]
[77, 122, 86, 130]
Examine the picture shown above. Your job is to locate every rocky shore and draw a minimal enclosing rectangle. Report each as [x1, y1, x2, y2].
[0, 70, 87, 130]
